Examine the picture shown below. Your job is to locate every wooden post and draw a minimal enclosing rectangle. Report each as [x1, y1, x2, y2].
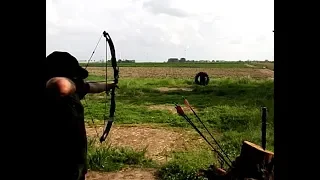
[261, 107, 267, 150]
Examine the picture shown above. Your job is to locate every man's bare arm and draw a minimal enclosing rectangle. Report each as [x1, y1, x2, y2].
[46, 77, 117, 96]
[87, 82, 118, 93]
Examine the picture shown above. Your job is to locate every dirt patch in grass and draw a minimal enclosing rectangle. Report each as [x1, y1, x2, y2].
[147, 104, 195, 115]
[258, 69, 274, 78]
[155, 87, 193, 92]
[86, 168, 157, 180]
[244, 64, 256, 68]
[86, 125, 208, 164]
[148, 104, 177, 114]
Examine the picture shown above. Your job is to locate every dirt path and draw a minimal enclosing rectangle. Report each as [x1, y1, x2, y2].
[86, 124, 209, 163]
[258, 69, 274, 80]
[243, 64, 273, 79]
[85, 124, 212, 179]
[86, 168, 157, 180]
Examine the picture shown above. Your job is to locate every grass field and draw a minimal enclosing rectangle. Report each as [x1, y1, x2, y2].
[81, 62, 274, 180]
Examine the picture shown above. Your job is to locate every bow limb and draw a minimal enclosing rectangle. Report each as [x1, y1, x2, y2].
[99, 31, 119, 143]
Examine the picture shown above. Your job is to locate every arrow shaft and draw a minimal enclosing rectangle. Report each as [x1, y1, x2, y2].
[185, 99, 233, 164]
[180, 112, 232, 168]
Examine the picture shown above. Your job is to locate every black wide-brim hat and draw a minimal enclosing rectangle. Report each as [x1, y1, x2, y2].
[45, 51, 88, 79]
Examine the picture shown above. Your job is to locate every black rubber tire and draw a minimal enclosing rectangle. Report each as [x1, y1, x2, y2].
[195, 72, 209, 86]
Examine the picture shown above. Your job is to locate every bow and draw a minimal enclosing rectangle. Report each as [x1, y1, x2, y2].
[84, 31, 119, 143]
[99, 31, 119, 143]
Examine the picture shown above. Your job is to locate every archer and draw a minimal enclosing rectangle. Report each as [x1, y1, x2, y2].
[43, 51, 117, 180]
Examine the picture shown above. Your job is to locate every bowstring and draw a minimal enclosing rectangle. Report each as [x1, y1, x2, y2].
[85, 34, 103, 69]
[83, 33, 104, 140]
[104, 38, 108, 129]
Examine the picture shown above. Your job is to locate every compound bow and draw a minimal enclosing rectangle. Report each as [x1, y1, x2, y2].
[100, 31, 119, 143]
[84, 31, 119, 143]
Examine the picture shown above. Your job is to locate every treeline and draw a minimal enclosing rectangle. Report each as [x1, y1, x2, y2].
[79, 59, 273, 64]
[79, 59, 273, 68]
[79, 62, 266, 68]
[167, 57, 273, 63]
[79, 59, 135, 63]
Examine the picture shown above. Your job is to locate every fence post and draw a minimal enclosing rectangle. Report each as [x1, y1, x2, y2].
[261, 107, 267, 150]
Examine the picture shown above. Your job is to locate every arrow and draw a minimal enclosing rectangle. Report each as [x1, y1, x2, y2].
[183, 97, 233, 164]
[174, 103, 232, 168]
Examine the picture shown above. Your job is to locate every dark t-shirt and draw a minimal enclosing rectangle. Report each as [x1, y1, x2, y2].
[44, 82, 89, 170]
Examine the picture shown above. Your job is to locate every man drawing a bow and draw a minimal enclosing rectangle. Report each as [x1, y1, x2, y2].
[43, 51, 117, 180]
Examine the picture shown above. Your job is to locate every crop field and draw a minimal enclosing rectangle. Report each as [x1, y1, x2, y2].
[81, 62, 274, 180]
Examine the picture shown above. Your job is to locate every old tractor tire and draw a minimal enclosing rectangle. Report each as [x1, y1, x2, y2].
[195, 72, 209, 86]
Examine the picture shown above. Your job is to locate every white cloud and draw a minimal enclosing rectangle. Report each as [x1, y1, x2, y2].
[46, 0, 274, 61]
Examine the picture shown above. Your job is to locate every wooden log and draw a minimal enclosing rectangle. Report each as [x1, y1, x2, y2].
[231, 141, 274, 179]
[240, 141, 274, 165]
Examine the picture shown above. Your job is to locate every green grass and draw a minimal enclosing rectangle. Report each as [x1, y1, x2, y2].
[87, 138, 157, 172]
[83, 75, 274, 179]
[250, 62, 274, 70]
[158, 150, 214, 180]
[80, 62, 255, 68]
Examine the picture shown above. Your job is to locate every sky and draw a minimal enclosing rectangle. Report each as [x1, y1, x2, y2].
[46, 0, 274, 62]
